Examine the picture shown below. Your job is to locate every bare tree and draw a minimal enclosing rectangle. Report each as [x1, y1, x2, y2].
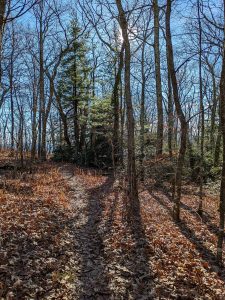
[197, 0, 205, 216]
[116, 0, 138, 206]
[166, 0, 188, 222]
[217, 0, 225, 265]
[153, 0, 163, 156]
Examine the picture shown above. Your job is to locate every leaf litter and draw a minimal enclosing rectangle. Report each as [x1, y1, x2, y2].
[0, 159, 224, 299]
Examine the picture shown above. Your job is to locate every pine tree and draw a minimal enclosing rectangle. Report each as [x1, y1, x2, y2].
[57, 20, 91, 158]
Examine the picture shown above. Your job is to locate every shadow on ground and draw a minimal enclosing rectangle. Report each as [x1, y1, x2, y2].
[0, 199, 76, 299]
[146, 186, 225, 283]
[76, 174, 155, 299]
[77, 176, 114, 299]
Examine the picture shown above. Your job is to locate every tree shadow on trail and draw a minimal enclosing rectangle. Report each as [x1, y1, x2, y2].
[147, 188, 225, 283]
[177, 220, 225, 281]
[123, 195, 155, 299]
[77, 176, 114, 299]
[77, 175, 156, 299]
[152, 184, 224, 242]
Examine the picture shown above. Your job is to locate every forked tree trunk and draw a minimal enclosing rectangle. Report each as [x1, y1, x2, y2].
[116, 0, 138, 207]
[166, 0, 188, 222]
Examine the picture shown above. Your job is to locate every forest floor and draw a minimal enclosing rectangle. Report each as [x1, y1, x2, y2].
[0, 152, 225, 299]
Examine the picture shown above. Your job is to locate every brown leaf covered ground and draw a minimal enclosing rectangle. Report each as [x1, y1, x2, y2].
[0, 153, 225, 299]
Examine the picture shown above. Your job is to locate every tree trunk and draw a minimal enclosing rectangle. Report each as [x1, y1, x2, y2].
[217, 0, 225, 264]
[9, 25, 15, 154]
[167, 76, 173, 157]
[112, 42, 124, 170]
[116, 0, 138, 207]
[210, 68, 218, 152]
[140, 42, 146, 181]
[197, 0, 204, 216]
[166, 0, 188, 222]
[167, 50, 173, 157]
[214, 129, 222, 166]
[50, 115, 55, 151]
[38, 104, 42, 157]
[55, 93, 71, 147]
[31, 90, 38, 160]
[120, 80, 125, 167]
[39, 0, 46, 160]
[154, 0, 164, 156]
[41, 76, 54, 159]
[79, 105, 88, 163]
[31, 61, 38, 161]
[73, 97, 79, 154]
[0, 0, 6, 83]
[0, 0, 5, 45]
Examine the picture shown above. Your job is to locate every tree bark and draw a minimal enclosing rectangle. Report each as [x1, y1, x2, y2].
[120, 79, 125, 167]
[0, 0, 6, 83]
[9, 23, 15, 154]
[0, 0, 5, 45]
[166, 0, 188, 222]
[55, 92, 71, 147]
[167, 71, 173, 157]
[39, 0, 46, 160]
[166, 41, 173, 157]
[140, 41, 146, 181]
[153, 0, 164, 156]
[111, 42, 124, 170]
[217, 0, 225, 264]
[116, 0, 138, 207]
[209, 66, 218, 152]
[31, 87, 38, 160]
[214, 129, 222, 166]
[197, 0, 204, 216]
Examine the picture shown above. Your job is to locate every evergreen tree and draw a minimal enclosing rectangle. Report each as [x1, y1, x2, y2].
[88, 97, 113, 167]
[55, 20, 114, 166]
[57, 20, 91, 158]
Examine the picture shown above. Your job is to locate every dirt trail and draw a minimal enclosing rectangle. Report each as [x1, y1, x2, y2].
[61, 165, 155, 299]
[1, 160, 224, 299]
[61, 164, 225, 299]
[62, 166, 111, 299]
